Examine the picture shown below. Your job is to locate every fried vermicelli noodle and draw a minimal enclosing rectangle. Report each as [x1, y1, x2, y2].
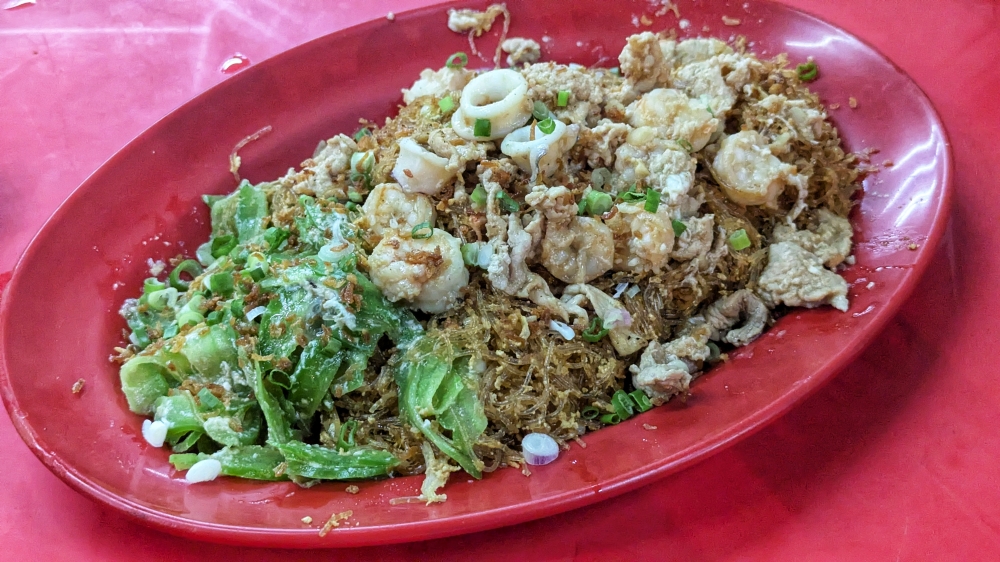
[114, 13, 862, 500]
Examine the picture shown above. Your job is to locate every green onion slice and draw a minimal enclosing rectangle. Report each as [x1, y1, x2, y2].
[411, 222, 433, 239]
[583, 191, 613, 216]
[676, 139, 694, 152]
[599, 413, 621, 425]
[496, 191, 520, 213]
[176, 309, 203, 328]
[582, 316, 610, 342]
[729, 228, 752, 251]
[446, 51, 469, 69]
[611, 389, 635, 420]
[336, 420, 358, 450]
[581, 406, 600, 420]
[210, 235, 237, 259]
[628, 390, 653, 413]
[352, 127, 370, 142]
[644, 189, 661, 213]
[537, 117, 556, 135]
[619, 185, 645, 202]
[207, 272, 234, 296]
[470, 184, 487, 209]
[557, 90, 570, 107]
[796, 61, 818, 82]
[461, 243, 479, 266]
[672, 219, 687, 237]
[532, 100, 549, 121]
[143, 277, 166, 295]
[438, 95, 455, 113]
[474, 118, 492, 138]
[169, 260, 203, 291]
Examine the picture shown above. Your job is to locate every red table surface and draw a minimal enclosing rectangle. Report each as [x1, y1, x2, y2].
[1, 0, 996, 559]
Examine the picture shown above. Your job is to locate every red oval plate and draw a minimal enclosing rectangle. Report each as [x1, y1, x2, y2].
[0, 0, 950, 548]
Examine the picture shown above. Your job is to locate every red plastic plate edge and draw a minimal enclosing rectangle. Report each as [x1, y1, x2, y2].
[0, 0, 953, 548]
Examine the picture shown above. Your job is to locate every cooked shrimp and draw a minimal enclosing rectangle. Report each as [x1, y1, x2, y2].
[367, 229, 469, 313]
[357, 183, 436, 245]
[540, 216, 614, 284]
[606, 202, 675, 274]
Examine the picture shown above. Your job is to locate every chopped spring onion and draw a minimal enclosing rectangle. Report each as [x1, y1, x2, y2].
[582, 190, 613, 216]
[146, 288, 178, 311]
[591, 167, 612, 189]
[176, 309, 204, 328]
[352, 127, 371, 142]
[211, 235, 237, 259]
[611, 390, 635, 419]
[582, 316, 610, 343]
[351, 150, 375, 174]
[628, 390, 652, 413]
[496, 191, 520, 213]
[345, 201, 358, 212]
[229, 297, 244, 319]
[677, 138, 694, 152]
[446, 51, 469, 69]
[532, 100, 550, 121]
[672, 219, 687, 237]
[461, 243, 479, 266]
[796, 61, 818, 82]
[549, 320, 575, 340]
[522, 433, 560, 466]
[143, 277, 166, 295]
[581, 406, 600, 420]
[537, 117, 556, 135]
[336, 420, 358, 450]
[619, 185, 645, 202]
[556, 90, 570, 107]
[207, 272, 234, 296]
[438, 95, 455, 113]
[473, 118, 492, 138]
[162, 323, 179, 339]
[729, 229, 751, 251]
[411, 222, 433, 239]
[169, 260, 203, 291]
[470, 184, 487, 208]
[205, 310, 223, 326]
[197, 387, 223, 410]
[599, 413, 621, 425]
[577, 198, 587, 216]
[705, 103, 715, 118]
[644, 189, 661, 213]
[263, 226, 290, 251]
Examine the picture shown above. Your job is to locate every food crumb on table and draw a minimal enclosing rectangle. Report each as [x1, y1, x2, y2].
[883, 159, 895, 167]
[640, 14, 653, 26]
[301, 516, 313, 525]
[345, 485, 360, 494]
[386, 12, 394, 21]
[849, 96, 858, 108]
[318, 510, 353, 537]
[908, 243, 919, 250]
[829, 102, 840, 110]
[71, 378, 85, 394]
[643, 424, 658, 430]
[722, 16, 741, 25]
[573, 436, 587, 449]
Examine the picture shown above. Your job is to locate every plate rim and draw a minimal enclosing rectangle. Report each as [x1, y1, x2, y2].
[0, 0, 954, 548]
